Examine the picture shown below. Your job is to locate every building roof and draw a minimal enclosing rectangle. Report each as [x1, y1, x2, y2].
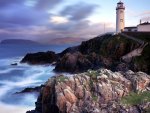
[138, 22, 150, 26]
[116, 1, 125, 10]
[117, 1, 123, 4]
[124, 27, 137, 29]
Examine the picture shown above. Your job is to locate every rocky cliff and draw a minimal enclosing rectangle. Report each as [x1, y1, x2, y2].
[21, 33, 150, 74]
[27, 69, 150, 113]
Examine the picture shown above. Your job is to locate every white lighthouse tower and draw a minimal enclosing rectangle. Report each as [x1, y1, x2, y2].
[116, 1, 125, 33]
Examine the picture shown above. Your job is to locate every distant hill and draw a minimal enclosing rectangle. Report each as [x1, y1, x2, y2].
[47, 37, 86, 45]
[0, 39, 39, 45]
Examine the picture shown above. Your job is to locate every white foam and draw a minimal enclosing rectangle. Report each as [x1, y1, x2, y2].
[0, 102, 34, 113]
[0, 57, 56, 112]
[0, 86, 11, 98]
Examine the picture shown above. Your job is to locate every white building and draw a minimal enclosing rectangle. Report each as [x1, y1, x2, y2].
[137, 22, 150, 32]
[116, 1, 125, 33]
[115, 1, 150, 33]
[124, 27, 137, 32]
[124, 22, 150, 32]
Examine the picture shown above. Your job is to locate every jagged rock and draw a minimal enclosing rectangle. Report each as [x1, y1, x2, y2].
[63, 88, 77, 103]
[21, 51, 58, 64]
[56, 93, 67, 112]
[54, 52, 93, 73]
[11, 63, 18, 66]
[124, 71, 150, 91]
[116, 63, 129, 72]
[15, 85, 43, 94]
[27, 69, 150, 113]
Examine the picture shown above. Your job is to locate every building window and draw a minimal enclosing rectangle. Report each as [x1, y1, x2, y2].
[120, 19, 123, 22]
[120, 11, 123, 13]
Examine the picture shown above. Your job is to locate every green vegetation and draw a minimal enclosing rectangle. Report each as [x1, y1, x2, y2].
[121, 91, 150, 106]
[99, 33, 150, 74]
[87, 69, 100, 80]
[57, 75, 68, 82]
[123, 32, 150, 42]
[133, 43, 150, 72]
[99, 34, 137, 58]
[87, 70, 100, 93]
[92, 95, 98, 101]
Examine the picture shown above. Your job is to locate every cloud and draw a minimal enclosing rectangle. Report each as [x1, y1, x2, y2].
[0, 19, 115, 44]
[0, 0, 24, 8]
[36, 20, 115, 44]
[0, 0, 64, 29]
[141, 17, 150, 22]
[137, 11, 150, 22]
[0, 0, 114, 44]
[49, 16, 69, 24]
[136, 11, 150, 17]
[35, 0, 63, 10]
[0, 6, 49, 29]
[60, 3, 98, 21]
[0, 2, 51, 30]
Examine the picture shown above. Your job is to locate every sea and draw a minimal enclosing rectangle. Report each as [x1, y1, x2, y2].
[0, 43, 76, 113]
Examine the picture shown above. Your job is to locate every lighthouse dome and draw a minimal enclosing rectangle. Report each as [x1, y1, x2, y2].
[117, 1, 123, 4]
[116, 1, 125, 10]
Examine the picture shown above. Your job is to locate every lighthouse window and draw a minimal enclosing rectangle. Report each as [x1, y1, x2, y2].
[120, 11, 123, 13]
[120, 19, 123, 22]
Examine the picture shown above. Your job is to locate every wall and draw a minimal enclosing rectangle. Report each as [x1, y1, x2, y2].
[137, 25, 150, 32]
[124, 28, 137, 32]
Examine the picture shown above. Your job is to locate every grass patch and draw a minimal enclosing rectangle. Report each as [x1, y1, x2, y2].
[121, 91, 150, 106]
[57, 75, 68, 82]
[123, 32, 150, 42]
[99, 34, 138, 58]
[87, 69, 100, 80]
[92, 95, 98, 101]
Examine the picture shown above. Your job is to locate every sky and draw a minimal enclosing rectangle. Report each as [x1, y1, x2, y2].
[0, 0, 149, 44]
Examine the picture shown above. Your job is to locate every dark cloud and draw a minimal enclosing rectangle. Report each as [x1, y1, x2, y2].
[37, 20, 115, 44]
[0, 20, 115, 43]
[0, 2, 51, 29]
[0, 0, 63, 28]
[48, 20, 90, 31]
[0, 0, 63, 29]
[35, 0, 63, 10]
[0, 7, 49, 29]
[0, 0, 112, 44]
[60, 3, 98, 21]
[0, 0, 24, 8]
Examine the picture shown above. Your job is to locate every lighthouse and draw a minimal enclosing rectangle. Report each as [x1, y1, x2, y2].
[116, 1, 125, 33]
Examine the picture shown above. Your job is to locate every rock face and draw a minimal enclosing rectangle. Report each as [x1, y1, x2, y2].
[21, 51, 58, 65]
[55, 52, 101, 73]
[15, 85, 44, 94]
[27, 69, 150, 113]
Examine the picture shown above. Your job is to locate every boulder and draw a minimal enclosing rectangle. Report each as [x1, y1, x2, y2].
[21, 51, 58, 65]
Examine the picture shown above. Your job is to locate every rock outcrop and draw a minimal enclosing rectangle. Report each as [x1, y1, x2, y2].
[21, 51, 58, 65]
[27, 69, 150, 113]
[55, 52, 101, 73]
[15, 85, 44, 94]
[21, 33, 150, 74]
